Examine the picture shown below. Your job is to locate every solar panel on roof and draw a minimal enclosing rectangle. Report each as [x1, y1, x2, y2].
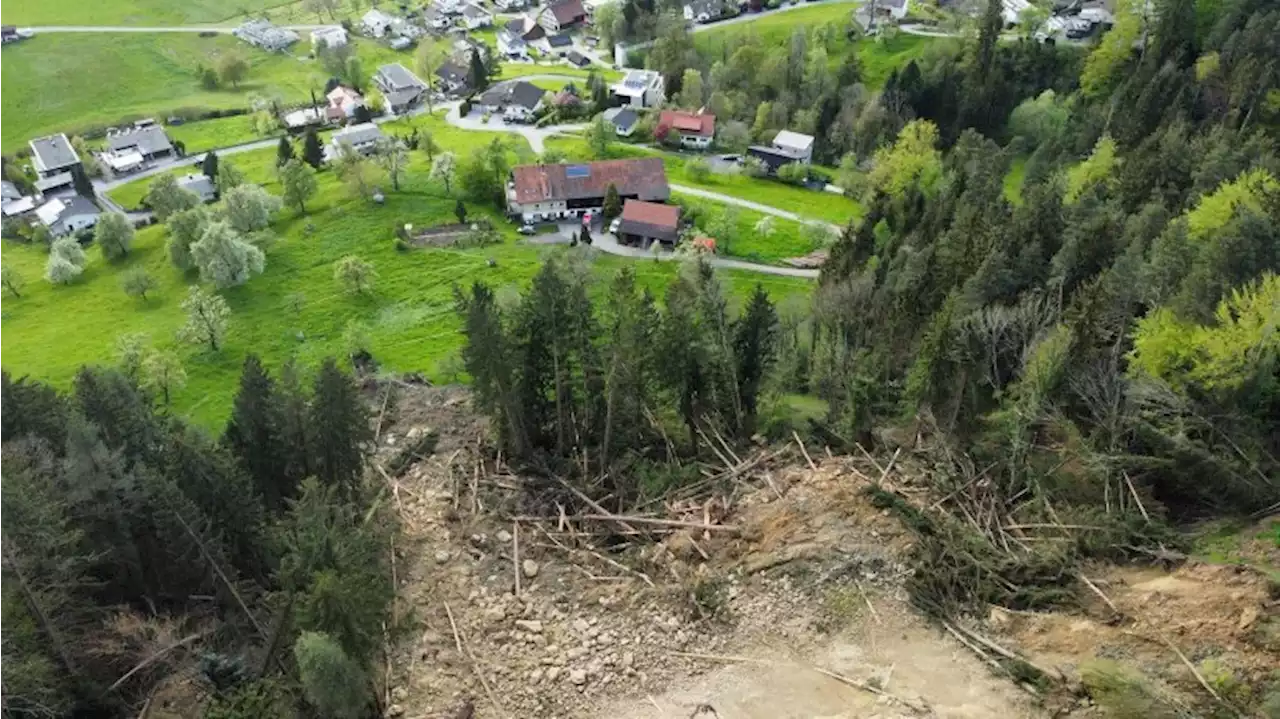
[566, 165, 590, 179]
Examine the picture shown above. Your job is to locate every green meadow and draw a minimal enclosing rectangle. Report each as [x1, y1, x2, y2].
[2, 140, 814, 428]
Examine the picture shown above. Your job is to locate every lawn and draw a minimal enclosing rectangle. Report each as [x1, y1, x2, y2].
[664, 154, 862, 226]
[694, 4, 938, 89]
[496, 63, 623, 84]
[675, 192, 831, 264]
[5, 138, 812, 428]
[1, 33, 314, 150]
[167, 114, 267, 154]
[0, 0, 297, 26]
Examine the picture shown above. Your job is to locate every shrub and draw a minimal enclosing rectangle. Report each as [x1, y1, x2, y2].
[685, 158, 711, 182]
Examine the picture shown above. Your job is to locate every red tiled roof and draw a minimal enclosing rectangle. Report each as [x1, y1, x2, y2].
[620, 199, 678, 229]
[512, 158, 669, 204]
[658, 110, 715, 137]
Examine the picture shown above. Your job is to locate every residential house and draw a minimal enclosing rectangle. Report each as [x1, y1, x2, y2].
[389, 35, 414, 50]
[616, 199, 680, 247]
[362, 9, 397, 37]
[389, 15, 425, 38]
[462, 3, 494, 28]
[326, 122, 386, 160]
[566, 50, 591, 67]
[494, 0, 528, 10]
[2, 196, 38, 219]
[603, 107, 639, 137]
[29, 134, 81, 196]
[36, 196, 100, 237]
[311, 26, 349, 49]
[435, 60, 470, 94]
[327, 85, 366, 121]
[178, 174, 218, 203]
[497, 28, 529, 59]
[374, 63, 429, 113]
[434, 0, 465, 14]
[684, 0, 727, 23]
[746, 129, 814, 173]
[480, 81, 546, 121]
[423, 5, 452, 31]
[506, 15, 549, 51]
[538, 0, 587, 33]
[283, 106, 329, 129]
[657, 109, 716, 150]
[507, 157, 669, 222]
[233, 20, 299, 50]
[1, 181, 21, 202]
[547, 32, 573, 56]
[106, 123, 174, 163]
[611, 69, 665, 108]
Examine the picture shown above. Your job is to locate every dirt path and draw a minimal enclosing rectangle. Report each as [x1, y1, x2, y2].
[597, 606, 1038, 719]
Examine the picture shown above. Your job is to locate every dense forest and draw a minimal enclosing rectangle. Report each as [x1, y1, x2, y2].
[2, 358, 391, 718]
[456, 0, 1278, 609]
[3, 0, 1279, 716]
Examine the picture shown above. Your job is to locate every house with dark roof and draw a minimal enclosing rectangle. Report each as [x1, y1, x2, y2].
[603, 107, 639, 137]
[36, 195, 100, 237]
[747, 129, 816, 174]
[106, 123, 174, 162]
[539, 0, 587, 33]
[497, 28, 529, 58]
[566, 50, 591, 68]
[547, 32, 573, 55]
[505, 15, 548, 50]
[658, 110, 716, 150]
[480, 81, 546, 120]
[29, 134, 81, 195]
[374, 63, 429, 113]
[508, 157, 669, 222]
[684, 0, 728, 23]
[435, 60, 470, 94]
[326, 122, 387, 160]
[616, 199, 680, 247]
[233, 19, 299, 50]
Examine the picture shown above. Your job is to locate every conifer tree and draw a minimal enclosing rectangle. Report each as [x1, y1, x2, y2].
[734, 284, 779, 437]
[302, 128, 325, 169]
[224, 355, 293, 513]
[308, 359, 370, 497]
[276, 136, 295, 167]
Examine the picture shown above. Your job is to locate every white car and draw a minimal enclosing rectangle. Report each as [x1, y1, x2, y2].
[609, 218, 621, 234]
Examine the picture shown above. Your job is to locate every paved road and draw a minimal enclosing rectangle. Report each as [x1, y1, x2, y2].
[445, 98, 585, 154]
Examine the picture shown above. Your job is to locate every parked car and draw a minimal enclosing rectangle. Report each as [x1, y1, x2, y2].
[518, 224, 537, 235]
[609, 217, 621, 234]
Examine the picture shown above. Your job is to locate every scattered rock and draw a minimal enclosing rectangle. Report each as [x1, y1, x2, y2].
[497, 529, 513, 543]
[522, 559, 540, 579]
[1238, 606, 1259, 630]
[387, 703, 405, 717]
[569, 668, 588, 686]
[391, 687, 408, 702]
[514, 620, 544, 633]
[435, 550, 452, 564]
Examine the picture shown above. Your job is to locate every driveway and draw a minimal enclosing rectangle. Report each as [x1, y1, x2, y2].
[444, 101, 585, 154]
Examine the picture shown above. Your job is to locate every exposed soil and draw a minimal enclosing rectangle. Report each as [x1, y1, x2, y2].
[378, 385, 1279, 719]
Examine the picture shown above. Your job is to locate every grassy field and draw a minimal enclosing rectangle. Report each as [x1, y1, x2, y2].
[167, 114, 267, 154]
[676, 192, 830, 263]
[0, 0, 296, 26]
[0, 34, 415, 151]
[693, 4, 938, 88]
[664, 155, 862, 226]
[5, 139, 812, 428]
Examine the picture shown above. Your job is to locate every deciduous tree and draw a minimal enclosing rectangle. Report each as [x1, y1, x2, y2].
[333, 255, 376, 294]
[191, 221, 266, 289]
[279, 159, 319, 214]
[166, 206, 210, 270]
[216, 51, 250, 89]
[430, 151, 456, 195]
[3, 264, 25, 298]
[120, 266, 157, 300]
[373, 137, 408, 191]
[177, 285, 230, 351]
[146, 174, 200, 221]
[141, 351, 186, 405]
[45, 238, 86, 285]
[223, 184, 282, 234]
[94, 212, 135, 260]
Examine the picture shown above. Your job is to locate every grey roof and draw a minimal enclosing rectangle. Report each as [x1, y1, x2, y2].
[34, 172, 74, 192]
[463, 3, 491, 18]
[332, 122, 386, 146]
[509, 81, 544, 110]
[611, 108, 638, 130]
[1, 180, 20, 200]
[384, 87, 425, 108]
[567, 50, 590, 66]
[436, 60, 468, 86]
[376, 63, 426, 91]
[50, 195, 100, 232]
[178, 173, 216, 197]
[29, 134, 80, 173]
[548, 32, 572, 47]
[107, 125, 173, 156]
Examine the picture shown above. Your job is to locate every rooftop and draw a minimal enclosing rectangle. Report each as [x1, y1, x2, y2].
[331, 122, 385, 146]
[772, 130, 814, 153]
[512, 158, 668, 204]
[659, 109, 716, 137]
[377, 63, 427, 90]
[620, 199, 679, 228]
[29, 134, 80, 173]
[106, 124, 173, 156]
[547, 0, 587, 24]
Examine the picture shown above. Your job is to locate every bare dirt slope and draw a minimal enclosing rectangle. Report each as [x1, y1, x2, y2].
[377, 386, 1276, 719]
